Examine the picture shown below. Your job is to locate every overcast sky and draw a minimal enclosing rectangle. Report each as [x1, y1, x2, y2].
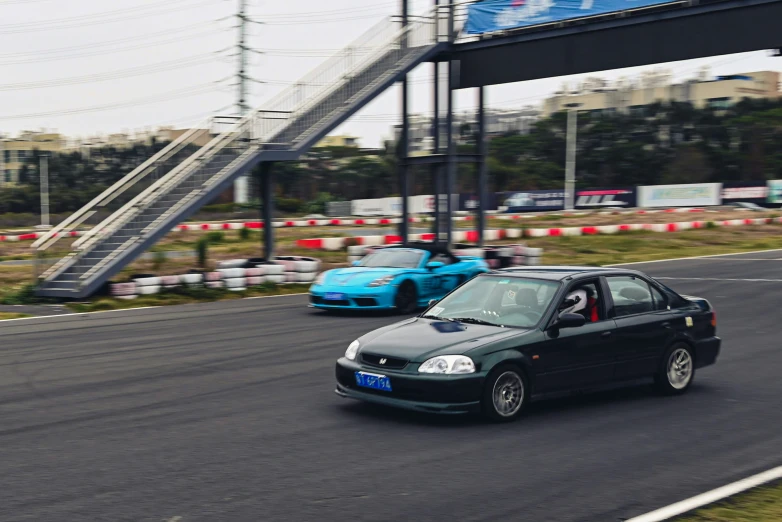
[1, 0, 780, 147]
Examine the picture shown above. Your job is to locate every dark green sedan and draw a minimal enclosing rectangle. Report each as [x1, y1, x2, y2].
[335, 266, 721, 422]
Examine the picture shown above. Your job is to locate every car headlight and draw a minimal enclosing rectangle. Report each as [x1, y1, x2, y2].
[418, 355, 475, 374]
[367, 275, 394, 287]
[313, 272, 326, 286]
[345, 340, 360, 360]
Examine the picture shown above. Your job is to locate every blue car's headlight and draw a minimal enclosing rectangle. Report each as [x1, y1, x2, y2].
[313, 272, 326, 286]
[367, 275, 394, 287]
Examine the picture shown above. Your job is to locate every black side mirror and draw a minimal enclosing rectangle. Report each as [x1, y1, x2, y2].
[428, 299, 439, 306]
[555, 312, 586, 329]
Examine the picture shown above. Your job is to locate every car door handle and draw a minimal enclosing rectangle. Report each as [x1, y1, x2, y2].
[601, 331, 612, 338]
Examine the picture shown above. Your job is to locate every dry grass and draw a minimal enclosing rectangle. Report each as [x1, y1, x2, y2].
[0, 312, 30, 320]
[674, 480, 782, 521]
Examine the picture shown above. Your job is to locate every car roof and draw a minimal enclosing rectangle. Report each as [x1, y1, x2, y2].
[489, 265, 646, 281]
[381, 241, 453, 256]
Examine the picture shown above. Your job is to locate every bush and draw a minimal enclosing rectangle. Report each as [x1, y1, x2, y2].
[1, 283, 58, 305]
[705, 221, 717, 229]
[152, 251, 166, 271]
[276, 197, 303, 213]
[303, 192, 334, 215]
[196, 237, 209, 268]
[205, 231, 225, 243]
[239, 227, 251, 241]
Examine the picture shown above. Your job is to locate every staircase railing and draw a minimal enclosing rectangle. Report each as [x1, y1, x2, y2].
[34, 5, 452, 293]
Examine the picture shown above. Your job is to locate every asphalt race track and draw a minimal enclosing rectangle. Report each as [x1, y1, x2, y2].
[1, 251, 781, 522]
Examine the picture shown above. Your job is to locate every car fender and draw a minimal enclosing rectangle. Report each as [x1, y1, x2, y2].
[479, 349, 536, 387]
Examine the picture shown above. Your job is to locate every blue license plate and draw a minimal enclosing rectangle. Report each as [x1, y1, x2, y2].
[355, 371, 392, 392]
[324, 292, 346, 301]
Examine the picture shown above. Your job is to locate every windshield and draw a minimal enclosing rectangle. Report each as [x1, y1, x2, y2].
[358, 249, 423, 269]
[424, 275, 561, 328]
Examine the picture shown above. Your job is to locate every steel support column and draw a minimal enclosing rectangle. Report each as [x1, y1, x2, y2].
[477, 86, 487, 247]
[432, 59, 440, 246]
[445, 60, 455, 248]
[398, 0, 410, 245]
[261, 162, 275, 260]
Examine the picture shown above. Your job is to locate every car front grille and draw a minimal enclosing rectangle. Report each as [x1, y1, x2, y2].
[311, 295, 350, 306]
[361, 353, 408, 370]
[354, 298, 378, 307]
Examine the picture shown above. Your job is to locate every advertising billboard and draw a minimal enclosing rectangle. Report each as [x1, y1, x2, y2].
[767, 180, 782, 205]
[465, 0, 678, 35]
[637, 183, 721, 208]
[721, 183, 769, 206]
[459, 193, 499, 212]
[500, 188, 635, 212]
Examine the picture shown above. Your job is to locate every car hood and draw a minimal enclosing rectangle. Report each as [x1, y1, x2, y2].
[358, 317, 529, 361]
[323, 266, 409, 286]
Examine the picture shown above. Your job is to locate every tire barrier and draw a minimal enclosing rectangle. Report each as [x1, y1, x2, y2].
[107, 258, 318, 299]
[273, 256, 321, 284]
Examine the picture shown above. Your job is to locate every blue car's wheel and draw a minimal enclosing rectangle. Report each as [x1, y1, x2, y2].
[394, 281, 418, 314]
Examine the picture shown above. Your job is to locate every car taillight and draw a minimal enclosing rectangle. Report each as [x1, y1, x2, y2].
[711, 311, 717, 327]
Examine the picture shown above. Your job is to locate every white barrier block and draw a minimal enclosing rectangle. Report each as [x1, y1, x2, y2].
[134, 276, 161, 287]
[597, 225, 620, 234]
[246, 275, 266, 286]
[561, 227, 582, 236]
[266, 274, 285, 284]
[526, 229, 547, 238]
[452, 231, 467, 242]
[360, 235, 384, 246]
[347, 245, 367, 255]
[110, 282, 137, 297]
[180, 273, 203, 285]
[204, 271, 222, 282]
[205, 281, 224, 289]
[484, 230, 500, 241]
[505, 228, 523, 239]
[161, 275, 180, 288]
[321, 237, 345, 251]
[261, 264, 285, 276]
[224, 277, 247, 289]
[137, 285, 161, 295]
[218, 268, 246, 279]
[294, 259, 320, 273]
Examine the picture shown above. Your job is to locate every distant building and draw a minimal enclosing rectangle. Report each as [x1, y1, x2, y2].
[390, 107, 541, 155]
[0, 131, 66, 186]
[316, 135, 360, 148]
[542, 69, 781, 117]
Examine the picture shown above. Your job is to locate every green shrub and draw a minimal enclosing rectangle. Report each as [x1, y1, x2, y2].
[705, 221, 717, 229]
[206, 231, 225, 243]
[152, 251, 166, 271]
[239, 227, 251, 241]
[276, 197, 303, 213]
[196, 237, 209, 268]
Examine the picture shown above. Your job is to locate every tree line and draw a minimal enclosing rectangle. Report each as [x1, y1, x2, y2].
[3, 97, 782, 218]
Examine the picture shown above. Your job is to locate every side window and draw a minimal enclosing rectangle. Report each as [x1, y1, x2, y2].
[606, 276, 654, 317]
[650, 285, 667, 311]
[558, 280, 605, 322]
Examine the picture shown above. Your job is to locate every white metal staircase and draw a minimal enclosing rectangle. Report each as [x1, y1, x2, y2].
[33, 7, 454, 298]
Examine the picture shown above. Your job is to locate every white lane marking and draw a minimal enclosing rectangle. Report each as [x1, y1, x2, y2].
[606, 248, 782, 267]
[0, 306, 161, 323]
[666, 276, 782, 283]
[626, 465, 782, 522]
[244, 293, 307, 300]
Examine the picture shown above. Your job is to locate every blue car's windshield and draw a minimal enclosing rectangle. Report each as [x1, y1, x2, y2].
[425, 275, 561, 328]
[358, 249, 423, 269]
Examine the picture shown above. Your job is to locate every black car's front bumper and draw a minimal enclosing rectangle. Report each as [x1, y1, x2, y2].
[335, 358, 484, 414]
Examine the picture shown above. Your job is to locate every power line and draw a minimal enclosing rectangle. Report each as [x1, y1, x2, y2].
[0, 22, 214, 59]
[0, 28, 222, 65]
[0, 0, 217, 34]
[0, 55, 221, 91]
[0, 83, 220, 120]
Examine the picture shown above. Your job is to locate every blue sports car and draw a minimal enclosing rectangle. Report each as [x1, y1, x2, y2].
[309, 244, 489, 313]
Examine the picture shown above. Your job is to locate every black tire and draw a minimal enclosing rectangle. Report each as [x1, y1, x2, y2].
[481, 364, 529, 422]
[654, 342, 696, 395]
[394, 281, 418, 315]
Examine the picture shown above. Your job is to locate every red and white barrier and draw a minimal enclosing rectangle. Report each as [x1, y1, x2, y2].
[296, 217, 782, 251]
